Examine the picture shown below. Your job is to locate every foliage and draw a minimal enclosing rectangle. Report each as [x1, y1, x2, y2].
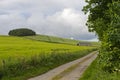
[0, 36, 96, 80]
[83, 0, 120, 72]
[99, 1, 120, 72]
[83, 0, 112, 40]
[8, 28, 36, 36]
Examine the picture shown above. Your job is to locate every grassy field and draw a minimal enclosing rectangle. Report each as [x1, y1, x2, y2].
[24, 35, 80, 45]
[0, 35, 96, 80]
[24, 35, 99, 46]
[80, 58, 120, 80]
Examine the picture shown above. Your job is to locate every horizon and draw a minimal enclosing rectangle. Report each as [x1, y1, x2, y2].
[0, 33, 98, 42]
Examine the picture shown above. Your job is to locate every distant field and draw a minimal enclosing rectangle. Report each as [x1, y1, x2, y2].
[24, 35, 99, 46]
[24, 35, 80, 45]
[0, 35, 96, 80]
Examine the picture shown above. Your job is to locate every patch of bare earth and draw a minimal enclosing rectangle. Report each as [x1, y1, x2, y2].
[28, 51, 98, 80]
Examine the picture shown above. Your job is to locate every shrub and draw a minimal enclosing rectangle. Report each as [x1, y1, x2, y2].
[8, 28, 36, 36]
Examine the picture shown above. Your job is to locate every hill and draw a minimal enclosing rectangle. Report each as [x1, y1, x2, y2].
[24, 35, 79, 45]
[24, 34, 98, 46]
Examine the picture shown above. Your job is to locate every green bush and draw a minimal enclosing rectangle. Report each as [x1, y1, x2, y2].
[8, 28, 36, 36]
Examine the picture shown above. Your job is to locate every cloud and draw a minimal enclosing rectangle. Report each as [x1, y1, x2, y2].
[0, 0, 96, 40]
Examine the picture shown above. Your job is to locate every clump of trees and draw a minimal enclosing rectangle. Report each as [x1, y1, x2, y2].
[8, 28, 36, 36]
[83, 0, 120, 72]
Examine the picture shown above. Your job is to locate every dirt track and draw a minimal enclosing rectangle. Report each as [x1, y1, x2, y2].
[28, 51, 98, 80]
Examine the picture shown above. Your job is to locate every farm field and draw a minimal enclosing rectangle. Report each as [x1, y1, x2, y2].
[0, 35, 96, 80]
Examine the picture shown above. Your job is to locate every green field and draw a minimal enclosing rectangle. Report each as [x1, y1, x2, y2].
[25, 34, 80, 45]
[24, 35, 99, 46]
[0, 35, 96, 80]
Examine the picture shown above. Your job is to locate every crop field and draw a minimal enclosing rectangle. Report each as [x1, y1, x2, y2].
[0, 36, 96, 80]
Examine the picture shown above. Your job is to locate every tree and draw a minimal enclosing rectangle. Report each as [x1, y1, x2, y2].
[83, 0, 113, 41]
[83, 0, 120, 72]
[8, 28, 36, 36]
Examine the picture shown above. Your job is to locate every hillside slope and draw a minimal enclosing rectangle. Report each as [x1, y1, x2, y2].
[24, 34, 99, 46]
[24, 35, 79, 45]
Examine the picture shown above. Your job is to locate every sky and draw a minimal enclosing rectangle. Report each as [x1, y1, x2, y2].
[0, 0, 98, 41]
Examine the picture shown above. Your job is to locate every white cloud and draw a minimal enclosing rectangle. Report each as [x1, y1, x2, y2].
[0, 0, 96, 40]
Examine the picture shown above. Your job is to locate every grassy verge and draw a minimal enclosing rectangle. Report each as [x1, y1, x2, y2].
[80, 58, 120, 80]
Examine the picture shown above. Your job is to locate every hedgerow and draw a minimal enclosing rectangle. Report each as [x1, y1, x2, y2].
[83, 0, 120, 72]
